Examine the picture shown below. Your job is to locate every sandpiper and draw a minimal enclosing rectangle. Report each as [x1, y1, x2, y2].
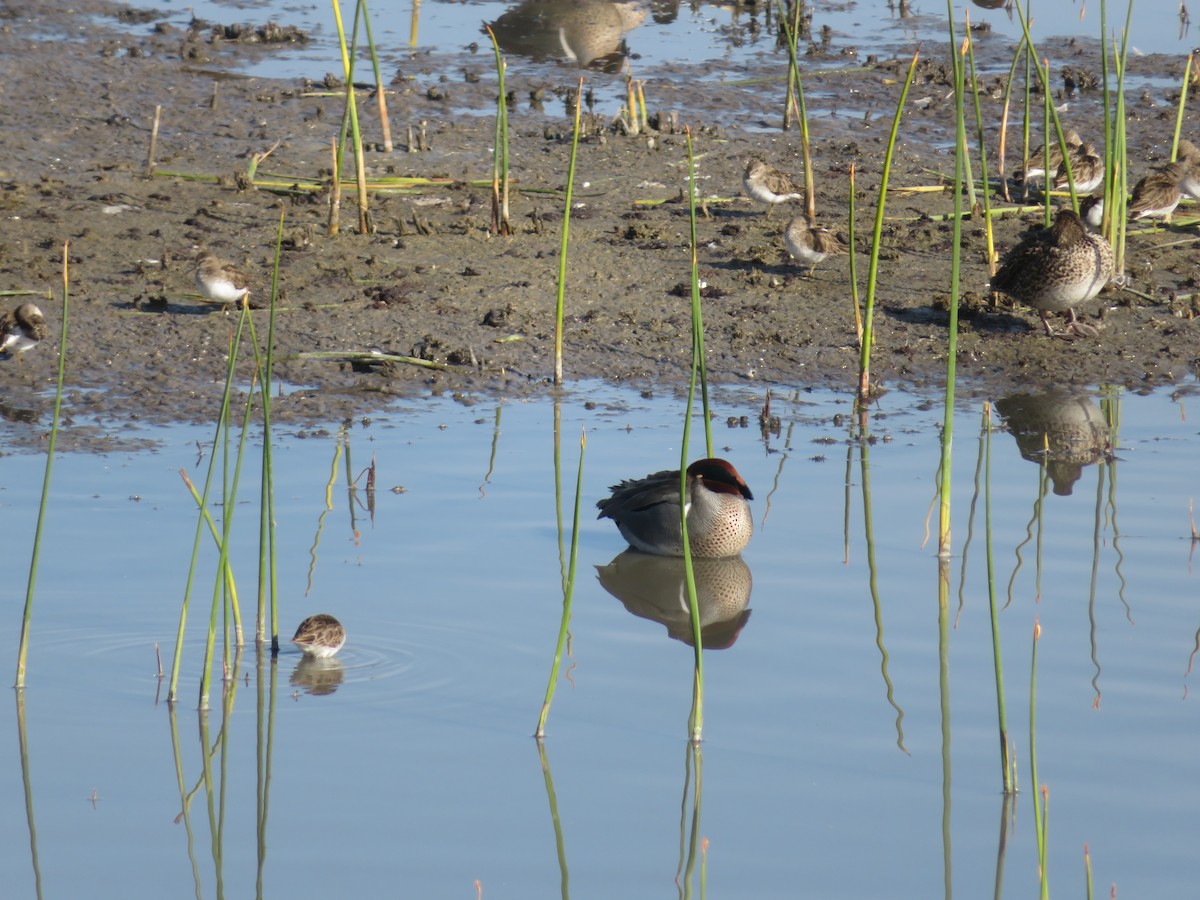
[290, 614, 347, 658]
[1054, 143, 1104, 194]
[597, 458, 754, 558]
[194, 249, 251, 306]
[1014, 129, 1083, 189]
[1128, 162, 1188, 222]
[1173, 140, 1200, 199]
[784, 215, 847, 275]
[0, 302, 48, 359]
[743, 157, 804, 218]
[988, 208, 1113, 337]
[1078, 193, 1104, 228]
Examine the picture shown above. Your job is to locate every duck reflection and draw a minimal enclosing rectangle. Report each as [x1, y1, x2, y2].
[994, 389, 1111, 496]
[596, 550, 752, 648]
[290, 655, 346, 696]
[486, 0, 647, 72]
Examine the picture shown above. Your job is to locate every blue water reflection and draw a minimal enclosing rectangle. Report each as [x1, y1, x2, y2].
[1, 382, 1198, 896]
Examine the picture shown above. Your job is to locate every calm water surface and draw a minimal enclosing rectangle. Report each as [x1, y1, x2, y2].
[1, 381, 1198, 897]
[132, 0, 1195, 87]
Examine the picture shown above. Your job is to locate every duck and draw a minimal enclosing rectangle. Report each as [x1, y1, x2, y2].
[596, 458, 753, 558]
[290, 614, 347, 658]
[988, 208, 1113, 337]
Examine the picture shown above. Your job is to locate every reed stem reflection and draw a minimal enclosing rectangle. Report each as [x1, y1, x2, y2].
[535, 740, 571, 900]
[857, 410, 907, 752]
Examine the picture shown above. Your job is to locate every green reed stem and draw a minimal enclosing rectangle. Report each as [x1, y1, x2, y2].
[535, 428, 586, 739]
[1085, 843, 1094, 900]
[1100, 0, 1114, 235]
[858, 49, 920, 405]
[778, 0, 815, 217]
[13, 243, 70, 689]
[195, 305, 251, 710]
[1112, 2, 1134, 274]
[682, 127, 707, 742]
[965, 24, 997, 273]
[484, 26, 512, 236]
[684, 130, 713, 454]
[331, 0, 369, 232]
[1173, 53, 1194, 161]
[848, 163, 862, 343]
[257, 211, 284, 650]
[939, 7, 966, 558]
[552, 77, 584, 386]
[983, 404, 1012, 792]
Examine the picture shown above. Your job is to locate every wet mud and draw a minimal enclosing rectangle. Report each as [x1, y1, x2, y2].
[2, 2, 1199, 451]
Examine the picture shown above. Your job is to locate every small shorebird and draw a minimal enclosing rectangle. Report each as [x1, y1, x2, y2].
[743, 157, 804, 218]
[1078, 193, 1104, 228]
[1173, 140, 1200, 199]
[988, 208, 1113, 337]
[597, 458, 754, 558]
[1014, 129, 1083, 189]
[784, 215, 847, 275]
[1128, 162, 1189, 222]
[291, 614, 347, 658]
[194, 249, 251, 306]
[0, 302, 48, 360]
[1054, 143, 1104, 194]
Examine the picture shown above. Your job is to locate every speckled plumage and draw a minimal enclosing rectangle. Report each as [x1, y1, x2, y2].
[989, 208, 1113, 337]
[596, 458, 753, 558]
[291, 614, 346, 658]
[195, 250, 251, 305]
[0, 303, 48, 358]
[1054, 143, 1104, 193]
[743, 157, 804, 217]
[1128, 163, 1187, 221]
[1014, 129, 1083, 186]
[1173, 141, 1200, 199]
[784, 216, 847, 274]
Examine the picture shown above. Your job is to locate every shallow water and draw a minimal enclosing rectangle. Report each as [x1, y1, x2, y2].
[137, 0, 1195, 85]
[1, 380, 1198, 896]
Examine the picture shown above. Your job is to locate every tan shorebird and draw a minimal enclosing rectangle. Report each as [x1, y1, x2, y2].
[783, 215, 847, 275]
[743, 157, 804, 218]
[291, 614, 347, 658]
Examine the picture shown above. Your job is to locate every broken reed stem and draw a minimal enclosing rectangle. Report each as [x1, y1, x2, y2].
[328, 137, 341, 236]
[359, 0, 394, 153]
[146, 104, 162, 174]
[13, 242, 70, 690]
[484, 25, 512, 236]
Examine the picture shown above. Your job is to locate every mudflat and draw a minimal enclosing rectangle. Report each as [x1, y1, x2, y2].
[2, 1, 1198, 449]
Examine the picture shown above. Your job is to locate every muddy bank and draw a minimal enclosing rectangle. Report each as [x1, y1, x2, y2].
[1, 1, 1198, 450]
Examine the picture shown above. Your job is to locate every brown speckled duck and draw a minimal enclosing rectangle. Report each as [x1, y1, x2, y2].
[989, 208, 1113, 337]
[597, 458, 753, 558]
